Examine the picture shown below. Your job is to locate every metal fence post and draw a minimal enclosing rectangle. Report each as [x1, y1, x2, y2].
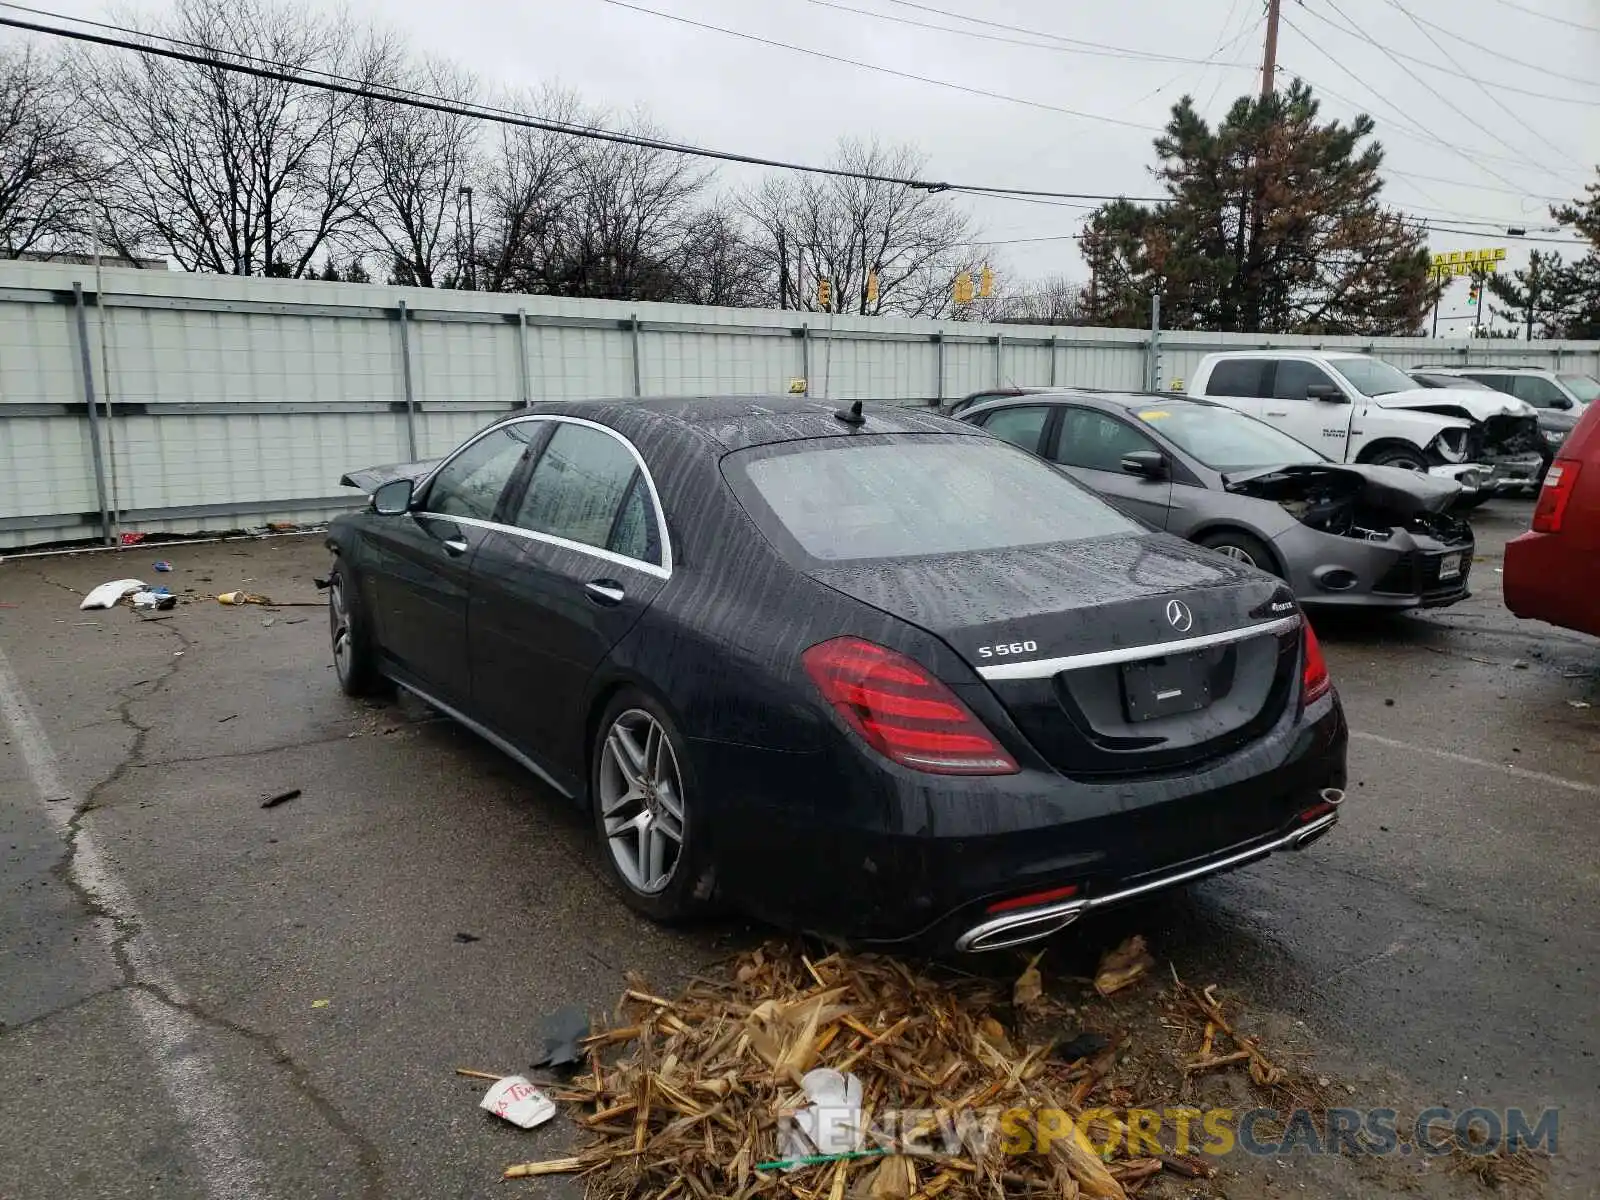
[72, 282, 113, 545]
[630, 314, 643, 396]
[801, 322, 811, 393]
[1049, 335, 1059, 387]
[994, 334, 1004, 386]
[517, 309, 531, 406]
[934, 333, 945, 405]
[1147, 293, 1163, 391]
[397, 300, 418, 459]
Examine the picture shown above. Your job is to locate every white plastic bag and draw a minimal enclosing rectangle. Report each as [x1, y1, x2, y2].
[779, 1068, 863, 1165]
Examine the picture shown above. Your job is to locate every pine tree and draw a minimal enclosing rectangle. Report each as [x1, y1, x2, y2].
[1486, 250, 1565, 340]
[1079, 82, 1430, 335]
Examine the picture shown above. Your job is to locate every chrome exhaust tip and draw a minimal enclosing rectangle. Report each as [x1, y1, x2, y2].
[1319, 787, 1346, 806]
[956, 903, 1086, 953]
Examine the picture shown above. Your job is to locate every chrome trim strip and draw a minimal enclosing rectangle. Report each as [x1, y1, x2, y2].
[395, 681, 574, 799]
[975, 614, 1301, 681]
[412, 413, 673, 577]
[954, 811, 1337, 952]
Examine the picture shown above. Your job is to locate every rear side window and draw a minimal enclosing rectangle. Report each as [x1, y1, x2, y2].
[425, 425, 536, 522]
[1463, 373, 1515, 395]
[976, 405, 1049, 452]
[1510, 375, 1569, 408]
[513, 423, 661, 564]
[726, 435, 1136, 563]
[1204, 359, 1267, 397]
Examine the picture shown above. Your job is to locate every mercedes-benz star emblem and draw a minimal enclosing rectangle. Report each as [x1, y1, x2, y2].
[1165, 599, 1194, 632]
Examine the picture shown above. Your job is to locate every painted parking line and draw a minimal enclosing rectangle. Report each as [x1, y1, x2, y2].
[1352, 730, 1600, 796]
[0, 642, 270, 1200]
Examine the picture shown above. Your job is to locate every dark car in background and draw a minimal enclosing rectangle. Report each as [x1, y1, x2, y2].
[959, 390, 1474, 611]
[1505, 397, 1600, 638]
[327, 398, 1346, 952]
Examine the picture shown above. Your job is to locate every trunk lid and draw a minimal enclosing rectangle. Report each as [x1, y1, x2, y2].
[811, 533, 1304, 779]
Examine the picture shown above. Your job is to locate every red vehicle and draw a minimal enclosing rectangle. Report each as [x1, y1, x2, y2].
[1504, 399, 1600, 637]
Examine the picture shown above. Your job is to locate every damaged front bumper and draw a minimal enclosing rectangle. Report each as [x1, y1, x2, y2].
[1479, 452, 1546, 494]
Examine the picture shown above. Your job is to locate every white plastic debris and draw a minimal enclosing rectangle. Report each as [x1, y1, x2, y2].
[479, 1075, 557, 1129]
[80, 579, 145, 610]
[130, 590, 177, 611]
[779, 1068, 864, 1166]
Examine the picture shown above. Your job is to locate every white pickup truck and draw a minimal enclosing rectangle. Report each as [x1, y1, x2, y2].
[1184, 350, 1545, 496]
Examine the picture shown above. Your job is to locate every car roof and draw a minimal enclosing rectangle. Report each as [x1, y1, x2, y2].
[963, 387, 1219, 413]
[521, 395, 980, 454]
[1201, 349, 1368, 360]
[1422, 365, 1548, 374]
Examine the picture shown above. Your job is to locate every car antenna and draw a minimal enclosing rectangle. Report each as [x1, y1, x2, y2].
[834, 399, 866, 427]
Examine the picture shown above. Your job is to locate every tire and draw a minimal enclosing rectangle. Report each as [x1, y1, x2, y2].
[328, 563, 387, 697]
[1197, 529, 1281, 576]
[590, 689, 714, 923]
[1364, 444, 1429, 471]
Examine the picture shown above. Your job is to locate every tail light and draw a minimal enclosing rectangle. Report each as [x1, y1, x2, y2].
[1532, 461, 1580, 533]
[1302, 620, 1332, 705]
[802, 637, 1019, 775]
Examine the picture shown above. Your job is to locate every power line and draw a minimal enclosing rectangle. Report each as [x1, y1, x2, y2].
[1317, 0, 1568, 183]
[1382, 0, 1573, 164]
[877, 0, 1237, 65]
[595, 0, 1161, 131]
[1202, 3, 1263, 113]
[802, 0, 1255, 67]
[1399, 7, 1600, 86]
[1485, 0, 1600, 34]
[0, 8, 1171, 207]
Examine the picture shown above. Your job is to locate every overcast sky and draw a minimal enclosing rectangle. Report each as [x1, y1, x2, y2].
[25, 0, 1600, 330]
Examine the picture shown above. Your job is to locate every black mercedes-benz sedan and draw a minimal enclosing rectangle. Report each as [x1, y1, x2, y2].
[326, 397, 1347, 952]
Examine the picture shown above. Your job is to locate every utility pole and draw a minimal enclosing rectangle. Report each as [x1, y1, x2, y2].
[458, 186, 476, 290]
[1261, 0, 1282, 98]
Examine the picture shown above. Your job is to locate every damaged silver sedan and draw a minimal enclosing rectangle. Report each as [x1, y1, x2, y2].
[960, 390, 1474, 610]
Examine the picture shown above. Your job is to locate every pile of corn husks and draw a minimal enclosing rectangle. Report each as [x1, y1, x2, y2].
[503, 941, 1212, 1199]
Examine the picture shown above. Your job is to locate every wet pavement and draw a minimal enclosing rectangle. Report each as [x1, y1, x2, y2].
[1, 500, 1595, 1199]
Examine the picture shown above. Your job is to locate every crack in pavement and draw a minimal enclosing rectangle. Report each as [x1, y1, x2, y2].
[18, 612, 387, 1200]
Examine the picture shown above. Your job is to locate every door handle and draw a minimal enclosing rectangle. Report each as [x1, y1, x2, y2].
[442, 537, 469, 556]
[585, 580, 626, 606]
[1265, 409, 1289, 417]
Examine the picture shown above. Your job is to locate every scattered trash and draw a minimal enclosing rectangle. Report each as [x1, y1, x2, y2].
[153, 560, 173, 572]
[1568, 700, 1591, 709]
[260, 788, 302, 809]
[217, 591, 269, 606]
[453, 932, 481, 944]
[218, 714, 237, 723]
[285, 617, 307, 625]
[80, 578, 145, 610]
[1012, 950, 1045, 1010]
[130, 590, 177, 611]
[531, 1004, 590, 1072]
[311, 998, 330, 1009]
[1512, 659, 1530, 670]
[313, 576, 331, 590]
[778, 1067, 865, 1165]
[118, 531, 146, 546]
[1094, 934, 1154, 996]
[1383, 698, 1395, 707]
[454, 1067, 504, 1082]
[480, 1075, 557, 1130]
[1056, 1030, 1112, 1062]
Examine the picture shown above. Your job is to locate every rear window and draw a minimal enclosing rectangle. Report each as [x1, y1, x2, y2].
[726, 434, 1137, 563]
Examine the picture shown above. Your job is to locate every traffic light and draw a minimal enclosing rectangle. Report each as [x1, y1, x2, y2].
[1467, 279, 1481, 306]
[978, 266, 994, 299]
[865, 270, 879, 305]
[817, 278, 831, 309]
[954, 272, 974, 305]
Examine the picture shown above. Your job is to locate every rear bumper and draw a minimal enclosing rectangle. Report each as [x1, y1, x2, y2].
[695, 695, 1348, 949]
[1505, 530, 1600, 636]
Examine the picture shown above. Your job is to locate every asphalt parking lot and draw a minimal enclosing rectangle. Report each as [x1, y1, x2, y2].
[1, 498, 1596, 1200]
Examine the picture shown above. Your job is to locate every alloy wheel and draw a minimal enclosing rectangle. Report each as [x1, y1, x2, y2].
[598, 709, 685, 895]
[329, 578, 352, 684]
[1213, 544, 1257, 566]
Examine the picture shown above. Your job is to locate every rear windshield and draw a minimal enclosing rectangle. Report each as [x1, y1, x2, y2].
[727, 434, 1137, 562]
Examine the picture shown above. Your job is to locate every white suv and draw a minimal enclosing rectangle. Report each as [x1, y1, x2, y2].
[1185, 350, 1544, 495]
[1420, 366, 1597, 413]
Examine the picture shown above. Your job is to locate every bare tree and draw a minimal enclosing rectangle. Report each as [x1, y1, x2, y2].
[665, 201, 767, 307]
[80, 0, 399, 276]
[741, 140, 979, 317]
[0, 44, 98, 257]
[980, 273, 1088, 325]
[360, 57, 479, 287]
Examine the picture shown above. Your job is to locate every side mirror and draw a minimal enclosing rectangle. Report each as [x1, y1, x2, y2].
[1554, 396, 1573, 411]
[1121, 450, 1168, 480]
[372, 477, 414, 515]
[1306, 383, 1344, 403]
